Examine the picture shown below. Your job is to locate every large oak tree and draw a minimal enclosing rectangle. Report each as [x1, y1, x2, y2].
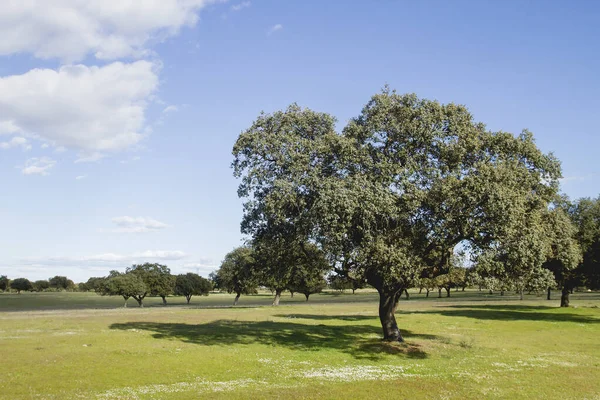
[233, 89, 562, 341]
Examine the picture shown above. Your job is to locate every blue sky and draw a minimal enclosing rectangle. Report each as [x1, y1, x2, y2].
[1, 0, 598, 282]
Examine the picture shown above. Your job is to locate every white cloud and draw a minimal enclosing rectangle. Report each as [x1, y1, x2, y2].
[163, 105, 179, 113]
[111, 216, 170, 233]
[231, 2, 251, 11]
[75, 175, 86, 180]
[0, 0, 221, 62]
[0, 136, 31, 151]
[0, 61, 159, 159]
[21, 157, 56, 176]
[268, 24, 283, 35]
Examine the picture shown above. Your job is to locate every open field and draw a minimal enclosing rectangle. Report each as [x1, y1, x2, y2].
[0, 291, 599, 399]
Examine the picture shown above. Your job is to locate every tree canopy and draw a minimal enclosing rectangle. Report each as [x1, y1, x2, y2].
[174, 273, 211, 304]
[215, 246, 259, 306]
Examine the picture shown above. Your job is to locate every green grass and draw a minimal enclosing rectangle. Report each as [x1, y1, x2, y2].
[0, 290, 599, 399]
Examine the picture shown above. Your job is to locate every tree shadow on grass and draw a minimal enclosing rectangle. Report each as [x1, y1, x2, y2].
[408, 304, 600, 323]
[109, 319, 433, 361]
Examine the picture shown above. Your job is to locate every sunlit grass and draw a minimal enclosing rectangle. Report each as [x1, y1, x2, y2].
[0, 290, 599, 399]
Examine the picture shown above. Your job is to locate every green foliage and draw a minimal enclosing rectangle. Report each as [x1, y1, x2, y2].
[0, 275, 9, 291]
[570, 196, 600, 289]
[215, 246, 258, 305]
[10, 278, 32, 293]
[174, 273, 211, 304]
[96, 272, 147, 307]
[48, 275, 72, 290]
[32, 280, 50, 292]
[127, 263, 175, 304]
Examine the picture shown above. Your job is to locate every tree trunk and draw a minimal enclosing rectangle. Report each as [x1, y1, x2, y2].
[462, 287, 465, 292]
[290, 290, 294, 298]
[519, 289, 524, 301]
[445, 287, 451, 297]
[136, 298, 143, 307]
[304, 293, 310, 301]
[377, 288, 404, 342]
[122, 296, 129, 307]
[547, 287, 551, 300]
[500, 290, 504, 296]
[438, 288, 442, 298]
[404, 289, 409, 300]
[560, 287, 570, 307]
[272, 289, 282, 306]
[161, 295, 167, 305]
[233, 292, 241, 306]
[419, 288, 423, 294]
[426, 289, 429, 298]
[352, 288, 356, 294]
[186, 295, 192, 304]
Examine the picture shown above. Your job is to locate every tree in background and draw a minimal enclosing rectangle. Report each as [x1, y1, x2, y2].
[33, 280, 50, 292]
[127, 263, 175, 305]
[10, 278, 32, 294]
[539, 206, 581, 306]
[79, 277, 105, 292]
[49, 276, 70, 290]
[233, 90, 562, 341]
[570, 196, 600, 290]
[96, 271, 147, 307]
[215, 246, 258, 306]
[0, 276, 9, 292]
[174, 273, 211, 304]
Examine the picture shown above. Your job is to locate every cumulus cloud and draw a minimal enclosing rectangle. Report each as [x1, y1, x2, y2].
[231, 2, 251, 11]
[0, 0, 220, 62]
[268, 24, 283, 35]
[21, 157, 56, 176]
[0, 61, 159, 159]
[0, 136, 31, 151]
[111, 216, 169, 233]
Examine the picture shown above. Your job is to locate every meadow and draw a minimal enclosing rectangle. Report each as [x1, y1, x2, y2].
[0, 290, 599, 399]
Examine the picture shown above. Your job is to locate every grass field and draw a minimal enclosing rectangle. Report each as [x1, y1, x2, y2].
[0, 290, 599, 399]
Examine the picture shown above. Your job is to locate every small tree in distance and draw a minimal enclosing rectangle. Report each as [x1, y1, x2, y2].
[174, 273, 211, 304]
[0, 275, 10, 292]
[215, 246, 258, 306]
[11, 278, 32, 294]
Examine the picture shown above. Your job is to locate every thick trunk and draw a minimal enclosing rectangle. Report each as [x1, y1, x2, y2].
[404, 289, 410, 300]
[161, 295, 167, 305]
[352, 288, 356, 294]
[186, 295, 192, 304]
[547, 287, 551, 300]
[419, 288, 423, 294]
[136, 298, 143, 307]
[500, 290, 504, 296]
[272, 289, 282, 306]
[489, 289, 493, 294]
[233, 292, 241, 306]
[445, 287, 451, 297]
[122, 296, 129, 307]
[560, 287, 570, 307]
[438, 288, 442, 298]
[377, 288, 404, 342]
[426, 289, 429, 298]
[304, 293, 310, 301]
[290, 291, 294, 298]
[462, 287, 465, 292]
